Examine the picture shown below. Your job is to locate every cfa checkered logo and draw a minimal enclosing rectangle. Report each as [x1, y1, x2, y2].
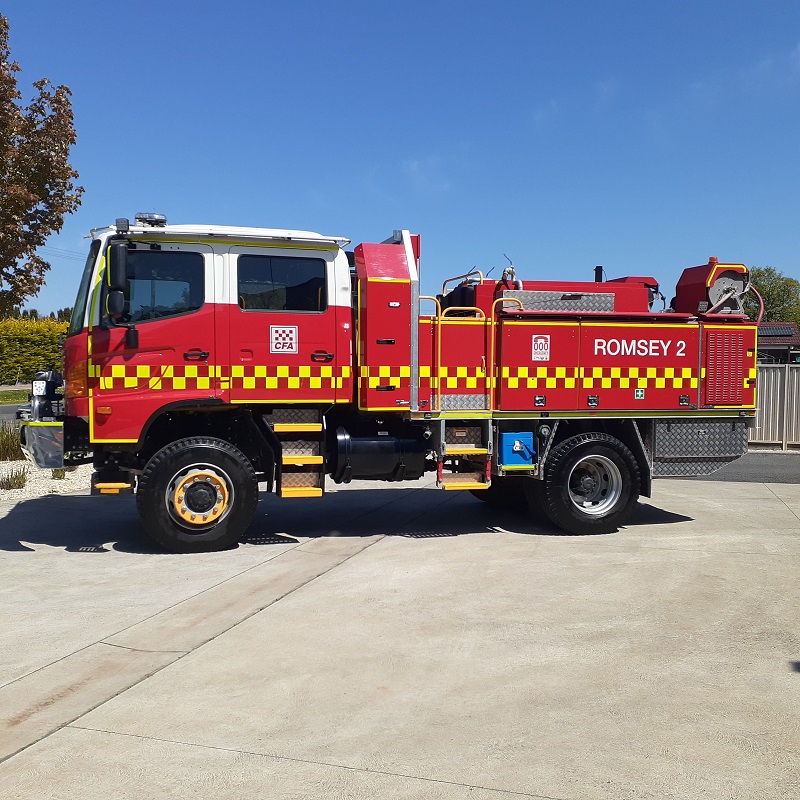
[270, 325, 298, 354]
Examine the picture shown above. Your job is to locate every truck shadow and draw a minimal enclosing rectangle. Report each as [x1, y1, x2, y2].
[255, 489, 693, 541]
[0, 489, 693, 553]
[0, 494, 156, 553]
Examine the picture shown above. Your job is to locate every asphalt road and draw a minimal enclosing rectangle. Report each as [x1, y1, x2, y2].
[695, 450, 800, 483]
[0, 405, 19, 424]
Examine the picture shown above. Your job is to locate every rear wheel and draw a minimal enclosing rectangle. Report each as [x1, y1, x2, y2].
[469, 475, 528, 510]
[137, 436, 258, 553]
[535, 433, 640, 535]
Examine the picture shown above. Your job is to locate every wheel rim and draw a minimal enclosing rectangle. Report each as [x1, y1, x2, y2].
[566, 454, 622, 516]
[165, 463, 233, 532]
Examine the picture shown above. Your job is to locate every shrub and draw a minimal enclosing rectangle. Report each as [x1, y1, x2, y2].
[0, 318, 68, 384]
[0, 465, 27, 489]
[0, 421, 23, 461]
[52, 468, 66, 479]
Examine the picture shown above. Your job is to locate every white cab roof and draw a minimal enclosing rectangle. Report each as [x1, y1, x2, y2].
[92, 222, 350, 247]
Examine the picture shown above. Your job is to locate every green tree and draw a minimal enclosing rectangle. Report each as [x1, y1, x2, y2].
[743, 267, 800, 324]
[0, 14, 82, 316]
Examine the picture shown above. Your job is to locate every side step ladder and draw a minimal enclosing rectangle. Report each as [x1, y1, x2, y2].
[437, 421, 492, 491]
[267, 409, 325, 498]
[91, 469, 135, 495]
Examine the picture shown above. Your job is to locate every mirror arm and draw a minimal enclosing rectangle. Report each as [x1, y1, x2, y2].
[106, 314, 139, 348]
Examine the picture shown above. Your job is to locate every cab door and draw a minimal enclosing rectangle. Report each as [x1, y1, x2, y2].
[227, 247, 341, 404]
[89, 242, 216, 443]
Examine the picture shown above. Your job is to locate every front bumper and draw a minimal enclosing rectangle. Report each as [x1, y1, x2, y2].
[20, 421, 64, 469]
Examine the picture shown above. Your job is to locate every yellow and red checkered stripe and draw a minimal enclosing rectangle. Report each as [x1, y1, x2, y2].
[91, 363, 352, 391]
[498, 366, 716, 390]
[501, 366, 578, 389]
[579, 366, 698, 389]
[435, 366, 486, 390]
[90, 362, 751, 395]
[359, 365, 489, 391]
[359, 365, 411, 389]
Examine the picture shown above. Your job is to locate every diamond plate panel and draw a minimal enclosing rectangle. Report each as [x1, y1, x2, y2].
[281, 441, 320, 456]
[652, 458, 739, 477]
[445, 426, 483, 445]
[440, 393, 489, 410]
[652, 420, 748, 477]
[502, 290, 615, 313]
[654, 420, 748, 458]
[441, 472, 485, 484]
[269, 408, 322, 425]
[281, 472, 322, 488]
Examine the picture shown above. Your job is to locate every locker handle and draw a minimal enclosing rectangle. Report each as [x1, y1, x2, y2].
[376, 339, 396, 345]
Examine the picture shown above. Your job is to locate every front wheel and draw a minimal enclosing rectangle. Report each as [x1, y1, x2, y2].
[136, 436, 259, 553]
[535, 433, 640, 535]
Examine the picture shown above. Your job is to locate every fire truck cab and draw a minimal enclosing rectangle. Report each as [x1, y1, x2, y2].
[21, 214, 758, 552]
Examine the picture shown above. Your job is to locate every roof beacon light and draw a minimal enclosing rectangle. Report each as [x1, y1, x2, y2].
[134, 212, 168, 227]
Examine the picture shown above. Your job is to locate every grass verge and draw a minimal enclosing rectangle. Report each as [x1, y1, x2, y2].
[0, 465, 27, 489]
[0, 421, 23, 461]
[0, 389, 29, 404]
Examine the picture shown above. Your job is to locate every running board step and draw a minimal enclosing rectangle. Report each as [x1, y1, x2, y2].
[444, 446, 489, 456]
[282, 455, 324, 466]
[439, 472, 488, 491]
[280, 487, 324, 498]
[273, 423, 323, 433]
[268, 409, 326, 499]
[91, 471, 135, 495]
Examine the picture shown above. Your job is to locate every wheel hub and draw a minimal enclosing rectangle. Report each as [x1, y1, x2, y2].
[567, 455, 622, 516]
[183, 482, 217, 513]
[169, 469, 230, 527]
[575, 472, 597, 495]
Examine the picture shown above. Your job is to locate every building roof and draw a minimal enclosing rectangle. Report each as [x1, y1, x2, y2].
[758, 321, 800, 348]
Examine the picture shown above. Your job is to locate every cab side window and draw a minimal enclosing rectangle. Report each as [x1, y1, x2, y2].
[238, 255, 327, 312]
[125, 250, 204, 323]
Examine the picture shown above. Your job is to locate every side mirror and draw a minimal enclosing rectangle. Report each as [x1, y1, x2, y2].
[107, 290, 125, 319]
[108, 240, 128, 291]
[106, 289, 139, 348]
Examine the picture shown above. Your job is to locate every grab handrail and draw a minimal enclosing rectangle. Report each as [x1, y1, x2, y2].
[441, 270, 484, 296]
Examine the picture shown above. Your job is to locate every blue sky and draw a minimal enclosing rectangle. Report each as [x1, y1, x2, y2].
[7, 0, 800, 312]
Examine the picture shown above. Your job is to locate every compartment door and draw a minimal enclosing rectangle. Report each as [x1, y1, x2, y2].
[580, 322, 700, 412]
[496, 321, 579, 412]
[702, 324, 757, 409]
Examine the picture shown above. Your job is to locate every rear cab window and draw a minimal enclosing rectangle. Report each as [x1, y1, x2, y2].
[237, 254, 327, 312]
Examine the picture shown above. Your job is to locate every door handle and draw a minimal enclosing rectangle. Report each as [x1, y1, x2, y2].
[184, 350, 209, 361]
[310, 352, 335, 362]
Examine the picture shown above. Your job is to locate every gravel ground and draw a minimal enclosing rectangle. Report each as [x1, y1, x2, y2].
[0, 461, 93, 502]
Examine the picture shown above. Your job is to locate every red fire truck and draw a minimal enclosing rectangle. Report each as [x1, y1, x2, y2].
[21, 213, 758, 552]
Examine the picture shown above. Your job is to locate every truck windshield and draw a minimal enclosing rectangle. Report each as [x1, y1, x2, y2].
[67, 239, 101, 338]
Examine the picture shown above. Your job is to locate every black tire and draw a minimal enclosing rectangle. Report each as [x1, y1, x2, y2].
[535, 433, 640, 535]
[136, 436, 259, 553]
[469, 475, 528, 511]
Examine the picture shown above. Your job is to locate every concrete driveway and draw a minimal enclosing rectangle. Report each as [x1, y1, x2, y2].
[0, 477, 798, 799]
